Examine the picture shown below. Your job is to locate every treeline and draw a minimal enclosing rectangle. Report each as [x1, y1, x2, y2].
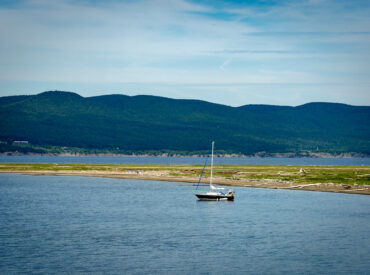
[0, 91, 369, 155]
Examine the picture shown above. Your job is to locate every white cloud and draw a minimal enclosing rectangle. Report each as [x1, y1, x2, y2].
[0, 0, 369, 105]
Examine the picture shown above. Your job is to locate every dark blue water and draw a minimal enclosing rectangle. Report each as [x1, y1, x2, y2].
[1, 155, 370, 166]
[0, 174, 369, 274]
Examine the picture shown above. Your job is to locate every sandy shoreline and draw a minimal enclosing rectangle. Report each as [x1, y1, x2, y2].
[1, 168, 370, 195]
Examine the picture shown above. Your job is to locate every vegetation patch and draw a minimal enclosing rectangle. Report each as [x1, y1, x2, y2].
[1, 163, 369, 186]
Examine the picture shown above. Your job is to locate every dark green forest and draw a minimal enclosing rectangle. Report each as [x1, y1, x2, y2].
[0, 91, 369, 155]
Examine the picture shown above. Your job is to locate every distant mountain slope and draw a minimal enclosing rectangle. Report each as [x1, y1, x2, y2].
[0, 91, 369, 155]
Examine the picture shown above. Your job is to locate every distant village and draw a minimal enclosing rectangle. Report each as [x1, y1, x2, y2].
[0, 140, 29, 144]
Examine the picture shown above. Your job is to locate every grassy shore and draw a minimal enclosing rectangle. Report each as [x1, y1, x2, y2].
[1, 163, 369, 195]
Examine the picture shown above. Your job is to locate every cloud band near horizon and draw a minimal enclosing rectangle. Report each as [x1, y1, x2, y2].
[0, 0, 369, 106]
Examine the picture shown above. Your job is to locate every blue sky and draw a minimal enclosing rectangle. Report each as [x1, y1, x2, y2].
[0, 0, 369, 106]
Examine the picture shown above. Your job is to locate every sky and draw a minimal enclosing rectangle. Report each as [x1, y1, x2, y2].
[0, 0, 369, 106]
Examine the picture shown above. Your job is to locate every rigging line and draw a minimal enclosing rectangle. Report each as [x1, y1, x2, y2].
[195, 158, 208, 190]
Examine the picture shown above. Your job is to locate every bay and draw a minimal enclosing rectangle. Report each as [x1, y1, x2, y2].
[1, 155, 370, 166]
[0, 173, 369, 274]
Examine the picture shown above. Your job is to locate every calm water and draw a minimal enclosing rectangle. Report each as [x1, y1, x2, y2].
[1, 155, 370, 166]
[0, 174, 369, 274]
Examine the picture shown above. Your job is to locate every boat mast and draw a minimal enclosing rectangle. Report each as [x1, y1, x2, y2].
[210, 141, 214, 188]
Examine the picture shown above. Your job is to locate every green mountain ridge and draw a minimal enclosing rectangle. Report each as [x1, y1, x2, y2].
[0, 91, 369, 155]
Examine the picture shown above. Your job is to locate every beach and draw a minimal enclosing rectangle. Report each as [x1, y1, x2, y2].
[1, 163, 369, 195]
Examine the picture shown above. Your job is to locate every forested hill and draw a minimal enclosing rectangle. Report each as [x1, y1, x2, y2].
[0, 91, 369, 155]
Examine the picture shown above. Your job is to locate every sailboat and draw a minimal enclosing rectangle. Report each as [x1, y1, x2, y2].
[195, 141, 234, 201]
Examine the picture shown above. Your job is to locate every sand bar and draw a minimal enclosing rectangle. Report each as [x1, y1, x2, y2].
[0, 163, 369, 195]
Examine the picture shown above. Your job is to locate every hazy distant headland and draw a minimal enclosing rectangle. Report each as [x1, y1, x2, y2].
[1, 91, 369, 157]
